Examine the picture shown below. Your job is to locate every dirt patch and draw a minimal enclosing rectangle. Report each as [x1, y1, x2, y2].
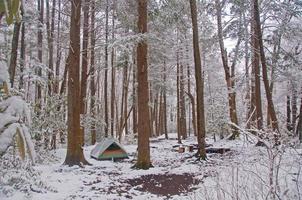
[124, 173, 201, 198]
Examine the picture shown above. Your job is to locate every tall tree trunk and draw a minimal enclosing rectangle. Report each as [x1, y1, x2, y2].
[132, 49, 138, 135]
[296, 93, 302, 142]
[8, 22, 21, 88]
[104, 0, 109, 137]
[19, 21, 25, 89]
[286, 91, 291, 131]
[46, 0, 55, 96]
[90, 0, 96, 145]
[36, 0, 44, 112]
[251, 0, 263, 130]
[134, 0, 151, 169]
[80, 0, 90, 144]
[215, 0, 239, 139]
[176, 50, 181, 143]
[180, 62, 187, 139]
[253, 0, 279, 131]
[243, 11, 251, 128]
[110, 2, 116, 137]
[54, 0, 61, 94]
[163, 63, 168, 139]
[292, 85, 298, 133]
[189, 0, 206, 160]
[64, 0, 88, 166]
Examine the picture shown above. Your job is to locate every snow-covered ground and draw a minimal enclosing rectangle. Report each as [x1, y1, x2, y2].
[2, 134, 302, 200]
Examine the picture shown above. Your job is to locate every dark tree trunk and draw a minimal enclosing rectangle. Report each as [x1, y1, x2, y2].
[179, 63, 187, 139]
[134, 0, 151, 169]
[189, 0, 206, 160]
[253, 0, 279, 131]
[287, 93, 292, 131]
[132, 49, 138, 135]
[215, 0, 239, 139]
[251, 0, 263, 130]
[64, 0, 88, 166]
[19, 21, 25, 89]
[110, 2, 116, 137]
[80, 0, 90, 144]
[36, 0, 44, 111]
[54, 0, 61, 94]
[296, 96, 302, 142]
[104, 0, 109, 137]
[8, 22, 21, 88]
[90, 0, 96, 145]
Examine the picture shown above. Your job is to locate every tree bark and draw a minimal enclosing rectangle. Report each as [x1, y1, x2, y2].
[286, 92, 291, 131]
[46, 0, 55, 96]
[54, 0, 61, 94]
[215, 0, 240, 139]
[8, 22, 21, 88]
[179, 63, 187, 139]
[189, 0, 206, 160]
[163, 63, 168, 139]
[296, 94, 302, 142]
[104, 0, 109, 137]
[110, 2, 116, 137]
[253, 0, 279, 131]
[90, 0, 96, 145]
[132, 49, 138, 135]
[36, 0, 44, 112]
[251, 0, 263, 130]
[80, 0, 90, 144]
[176, 50, 181, 144]
[19, 21, 25, 90]
[64, 0, 89, 166]
[134, 0, 151, 169]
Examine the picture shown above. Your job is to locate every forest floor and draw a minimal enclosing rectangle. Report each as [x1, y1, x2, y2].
[5, 134, 302, 200]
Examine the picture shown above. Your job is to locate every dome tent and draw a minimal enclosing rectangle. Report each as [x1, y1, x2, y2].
[90, 138, 128, 161]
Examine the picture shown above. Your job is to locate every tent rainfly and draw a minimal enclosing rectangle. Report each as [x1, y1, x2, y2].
[90, 138, 129, 160]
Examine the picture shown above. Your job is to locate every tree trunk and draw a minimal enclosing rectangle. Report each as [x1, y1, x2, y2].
[46, 0, 55, 96]
[189, 0, 206, 160]
[286, 92, 292, 131]
[36, 0, 44, 112]
[180, 63, 187, 139]
[176, 51, 181, 144]
[296, 94, 302, 142]
[80, 0, 90, 144]
[243, 12, 251, 129]
[251, 0, 263, 130]
[292, 85, 298, 133]
[8, 22, 21, 88]
[104, 0, 109, 137]
[215, 0, 239, 139]
[19, 21, 25, 90]
[54, 0, 61, 94]
[110, 2, 116, 137]
[64, 0, 88, 166]
[163, 63, 168, 139]
[90, 0, 96, 145]
[253, 0, 279, 131]
[134, 0, 151, 169]
[132, 49, 138, 135]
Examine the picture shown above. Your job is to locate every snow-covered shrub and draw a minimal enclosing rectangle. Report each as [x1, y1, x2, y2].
[0, 148, 57, 198]
[0, 60, 35, 162]
[0, 95, 35, 162]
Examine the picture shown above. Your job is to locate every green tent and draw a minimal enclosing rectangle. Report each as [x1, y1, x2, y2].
[90, 138, 129, 160]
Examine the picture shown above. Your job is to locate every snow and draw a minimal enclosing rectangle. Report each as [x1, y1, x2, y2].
[0, 123, 20, 154]
[0, 96, 33, 158]
[2, 135, 301, 200]
[0, 96, 31, 125]
[0, 61, 9, 83]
